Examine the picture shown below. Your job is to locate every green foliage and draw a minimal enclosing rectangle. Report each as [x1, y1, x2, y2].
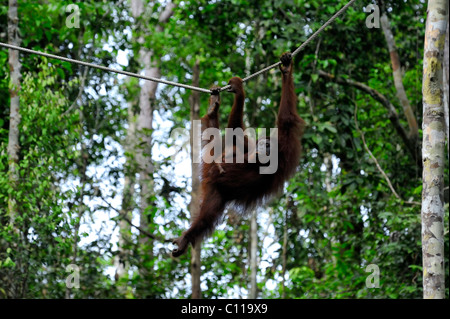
[0, 0, 448, 299]
[0, 63, 77, 298]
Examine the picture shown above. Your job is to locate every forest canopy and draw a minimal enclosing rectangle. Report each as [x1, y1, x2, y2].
[0, 0, 448, 299]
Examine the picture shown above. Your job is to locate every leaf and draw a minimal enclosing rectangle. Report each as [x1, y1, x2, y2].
[324, 124, 337, 134]
[312, 134, 323, 145]
[3, 257, 16, 268]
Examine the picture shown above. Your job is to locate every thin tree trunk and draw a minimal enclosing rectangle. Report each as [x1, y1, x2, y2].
[189, 60, 202, 299]
[130, 0, 155, 281]
[421, 0, 448, 299]
[130, 0, 175, 277]
[66, 115, 88, 299]
[7, 0, 24, 295]
[136, 44, 157, 254]
[249, 210, 258, 299]
[65, 29, 90, 300]
[246, 43, 259, 299]
[281, 208, 288, 299]
[380, 7, 419, 139]
[7, 0, 21, 225]
[114, 102, 137, 294]
[307, 38, 322, 116]
[115, 175, 134, 286]
[324, 153, 334, 201]
[443, 17, 449, 160]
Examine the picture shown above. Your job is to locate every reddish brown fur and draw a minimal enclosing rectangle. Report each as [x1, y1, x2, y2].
[172, 53, 305, 257]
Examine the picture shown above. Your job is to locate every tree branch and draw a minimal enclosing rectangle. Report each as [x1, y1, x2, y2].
[62, 64, 88, 117]
[318, 70, 421, 168]
[380, 9, 419, 138]
[158, 2, 176, 24]
[307, 38, 322, 116]
[99, 194, 173, 243]
[354, 102, 420, 206]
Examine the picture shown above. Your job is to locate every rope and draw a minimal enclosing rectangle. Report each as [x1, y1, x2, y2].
[0, 42, 212, 94]
[219, 0, 357, 92]
[0, 0, 356, 95]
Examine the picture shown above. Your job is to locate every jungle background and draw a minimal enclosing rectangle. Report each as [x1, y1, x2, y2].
[0, 0, 448, 299]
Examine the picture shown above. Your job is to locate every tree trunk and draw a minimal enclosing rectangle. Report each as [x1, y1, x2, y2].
[281, 208, 288, 299]
[443, 17, 449, 160]
[249, 210, 258, 299]
[7, 0, 22, 226]
[66, 114, 88, 299]
[380, 8, 419, 139]
[189, 60, 202, 299]
[114, 101, 137, 295]
[130, 0, 175, 277]
[421, 0, 448, 300]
